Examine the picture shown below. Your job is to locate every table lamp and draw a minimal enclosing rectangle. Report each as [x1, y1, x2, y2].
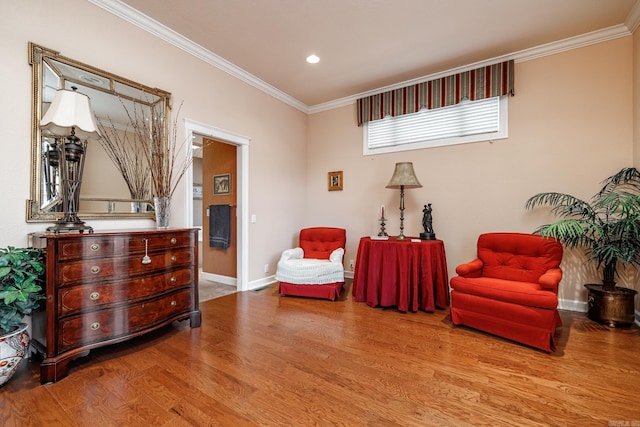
[40, 87, 100, 233]
[385, 162, 422, 240]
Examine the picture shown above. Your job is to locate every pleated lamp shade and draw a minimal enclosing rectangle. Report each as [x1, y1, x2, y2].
[40, 88, 100, 140]
[385, 162, 422, 189]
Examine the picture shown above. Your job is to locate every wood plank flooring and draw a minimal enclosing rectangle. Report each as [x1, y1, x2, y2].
[2, 281, 639, 426]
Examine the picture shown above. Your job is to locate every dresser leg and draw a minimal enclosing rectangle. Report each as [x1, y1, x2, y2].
[40, 358, 71, 384]
[190, 310, 202, 328]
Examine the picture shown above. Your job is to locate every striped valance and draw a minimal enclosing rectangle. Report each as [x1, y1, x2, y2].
[356, 60, 514, 126]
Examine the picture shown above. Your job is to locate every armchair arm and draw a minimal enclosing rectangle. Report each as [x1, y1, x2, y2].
[538, 267, 563, 290]
[279, 247, 304, 262]
[455, 258, 484, 277]
[329, 248, 345, 264]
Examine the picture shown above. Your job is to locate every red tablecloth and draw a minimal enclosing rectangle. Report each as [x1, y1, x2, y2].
[352, 237, 450, 312]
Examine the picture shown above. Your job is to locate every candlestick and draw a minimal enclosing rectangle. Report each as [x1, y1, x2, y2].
[378, 210, 388, 237]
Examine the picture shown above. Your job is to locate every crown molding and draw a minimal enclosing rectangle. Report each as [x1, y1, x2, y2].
[91, 0, 635, 116]
[626, 0, 640, 33]
[309, 24, 632, 114]
[88, 0, 309, 113]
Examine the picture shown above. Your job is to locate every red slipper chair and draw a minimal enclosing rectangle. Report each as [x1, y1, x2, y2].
[276, 227, 346, 300]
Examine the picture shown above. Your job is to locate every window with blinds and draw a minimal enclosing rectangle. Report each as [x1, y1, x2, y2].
[363, 96, 508, 155]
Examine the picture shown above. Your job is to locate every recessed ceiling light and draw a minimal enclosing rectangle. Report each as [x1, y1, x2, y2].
[306, 54, 320, 64]
[80, 75, 104, 85]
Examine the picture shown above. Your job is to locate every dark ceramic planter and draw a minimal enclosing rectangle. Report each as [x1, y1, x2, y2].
[584, 284, 638, 327]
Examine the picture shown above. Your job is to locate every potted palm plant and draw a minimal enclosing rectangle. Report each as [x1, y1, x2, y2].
[0, 246, 45, 386]
[525, 167, 640, 327]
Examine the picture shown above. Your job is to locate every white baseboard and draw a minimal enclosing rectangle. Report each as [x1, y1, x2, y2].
[248, 271, 353, 291]
[248, 275, 277, 291]
[559, 300, 640, 327]
[200, 272, 237, 287]
[558, 298, 588, 313]
[243, 273, 640, 326]
[554, 298, 640, 329]
[202, 271, 278, 291]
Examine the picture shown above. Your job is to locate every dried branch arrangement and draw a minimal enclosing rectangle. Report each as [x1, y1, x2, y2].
[121, 100, 192, 200]
[96, 116, 151, 200]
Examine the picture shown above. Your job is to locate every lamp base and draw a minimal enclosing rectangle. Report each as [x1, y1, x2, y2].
[47, 217, 93, 234]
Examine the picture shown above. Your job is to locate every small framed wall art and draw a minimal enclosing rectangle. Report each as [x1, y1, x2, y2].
[328, 171, 343, 191]
[213, 173, 231, 195]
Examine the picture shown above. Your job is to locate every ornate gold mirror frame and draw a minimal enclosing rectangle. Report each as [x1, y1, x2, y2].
[27, 42, 172, 222]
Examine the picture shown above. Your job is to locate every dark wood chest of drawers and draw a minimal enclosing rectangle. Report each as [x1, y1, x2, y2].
[33, 228, 201, 384]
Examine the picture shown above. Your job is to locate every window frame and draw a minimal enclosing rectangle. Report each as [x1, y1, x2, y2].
[363, 96, 508, 156]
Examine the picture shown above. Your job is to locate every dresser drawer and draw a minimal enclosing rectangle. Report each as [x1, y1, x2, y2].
[57, 248, 194, 286]
[58, 289, 194, 353]
[58, 267, 194, 316]
[56, 231, 195, 260]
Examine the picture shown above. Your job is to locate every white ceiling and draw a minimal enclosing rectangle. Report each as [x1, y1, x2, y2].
[115, 0, 639, 108]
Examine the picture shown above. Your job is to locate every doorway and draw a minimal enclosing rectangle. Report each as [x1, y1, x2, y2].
[184, 119, 250, 292]
[202, 137, 236, 280]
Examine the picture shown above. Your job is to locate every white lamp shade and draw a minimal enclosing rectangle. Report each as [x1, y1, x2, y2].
[40, 88, 100, 140]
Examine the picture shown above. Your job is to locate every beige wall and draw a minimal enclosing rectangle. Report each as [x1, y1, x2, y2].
[635, 28, 640, 168]
[2, 1, 638, 307]
[1, 0, 308, 284]
[307, 37, 635, 310]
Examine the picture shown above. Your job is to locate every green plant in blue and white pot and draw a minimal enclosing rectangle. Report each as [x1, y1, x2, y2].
[0, 246, 45, 386]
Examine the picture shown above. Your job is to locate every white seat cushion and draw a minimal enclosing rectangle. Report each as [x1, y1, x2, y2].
[275, 248, 344, 285]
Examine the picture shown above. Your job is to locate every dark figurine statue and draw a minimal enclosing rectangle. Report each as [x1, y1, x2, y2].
[420, 203, 436, 240]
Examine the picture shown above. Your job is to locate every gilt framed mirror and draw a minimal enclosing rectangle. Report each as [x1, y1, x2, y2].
[27, 42, 172, 222]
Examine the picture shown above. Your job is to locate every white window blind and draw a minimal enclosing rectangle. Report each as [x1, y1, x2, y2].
[364, 96, 507, 155]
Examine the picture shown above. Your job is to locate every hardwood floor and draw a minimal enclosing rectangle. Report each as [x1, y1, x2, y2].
[2, 281, 639, 426]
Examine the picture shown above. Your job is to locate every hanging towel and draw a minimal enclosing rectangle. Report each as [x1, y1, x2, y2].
[209, 204, 231, 249]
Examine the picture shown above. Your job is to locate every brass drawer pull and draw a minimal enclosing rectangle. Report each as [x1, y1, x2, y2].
[171, 256, 177, 262]
[170, 238, 177, 245]
[90, 322, 100, 331]
[170, 276, 176, 283]
[89, 292, 100, 301]
[90, 243, 100, 251]
[171, 300, 177, 307]
[90, 266, 100, 274]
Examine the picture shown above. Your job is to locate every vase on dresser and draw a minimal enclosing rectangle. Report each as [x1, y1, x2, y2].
[154, 197, 171, 229]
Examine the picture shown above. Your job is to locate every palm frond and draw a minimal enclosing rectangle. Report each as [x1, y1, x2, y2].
[525, 192, 593, 219]
[533, 219, 590, 248]
[597, 167, 640, 197]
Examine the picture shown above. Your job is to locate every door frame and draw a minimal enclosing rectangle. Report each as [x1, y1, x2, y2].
[183, 119, 250, 292]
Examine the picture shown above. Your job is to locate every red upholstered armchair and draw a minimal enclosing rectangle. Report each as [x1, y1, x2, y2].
[449, 232, 563, 352]
[276, 227, 346, 300]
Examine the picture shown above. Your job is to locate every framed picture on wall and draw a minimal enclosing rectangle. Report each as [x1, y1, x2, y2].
[213, 173, 231, 195]
[328, 171, 343, 191]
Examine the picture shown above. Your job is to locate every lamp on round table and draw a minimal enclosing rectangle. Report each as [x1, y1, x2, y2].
[385, 162, 422, 240]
